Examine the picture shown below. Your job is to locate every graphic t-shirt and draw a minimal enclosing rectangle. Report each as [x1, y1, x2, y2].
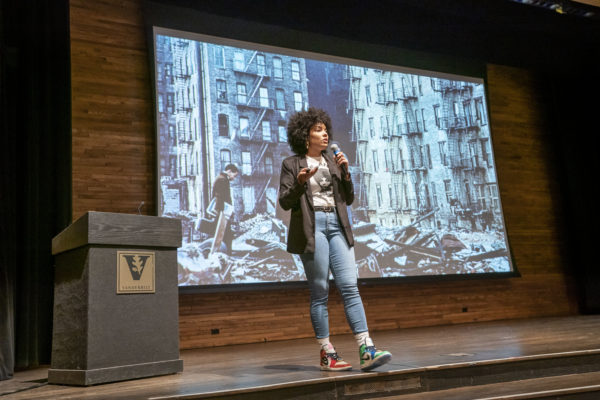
[306, 155, 335, 207]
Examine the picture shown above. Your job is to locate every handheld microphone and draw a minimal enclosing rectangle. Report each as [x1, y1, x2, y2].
[330, 143, 348, 177]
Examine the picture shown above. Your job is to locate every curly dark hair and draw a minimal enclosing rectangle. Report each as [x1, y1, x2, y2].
[286, 107, 333, 156]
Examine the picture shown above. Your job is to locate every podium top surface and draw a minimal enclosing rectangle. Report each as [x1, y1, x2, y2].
[52, 211, 182, 255]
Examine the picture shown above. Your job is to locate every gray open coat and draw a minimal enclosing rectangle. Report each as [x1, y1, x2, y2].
[278, 151, 354, 254]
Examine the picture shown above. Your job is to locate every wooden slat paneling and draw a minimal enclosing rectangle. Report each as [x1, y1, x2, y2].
[69, 0, 579, 350]
[71, 0, 155, 219]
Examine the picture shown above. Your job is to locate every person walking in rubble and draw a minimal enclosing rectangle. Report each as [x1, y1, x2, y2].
[211, 163, 238, 254]
[278, 107, 391, 372]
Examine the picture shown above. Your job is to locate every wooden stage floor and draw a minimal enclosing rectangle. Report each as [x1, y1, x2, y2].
[2, 315, 600, 399]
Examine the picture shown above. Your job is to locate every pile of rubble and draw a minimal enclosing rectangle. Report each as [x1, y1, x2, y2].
[177, 212, 511, 286]
[353, 218, 509, 278]
[178, 214, 303, 285]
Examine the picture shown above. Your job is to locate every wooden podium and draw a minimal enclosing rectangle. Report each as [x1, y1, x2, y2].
[49, 211, 183, 386]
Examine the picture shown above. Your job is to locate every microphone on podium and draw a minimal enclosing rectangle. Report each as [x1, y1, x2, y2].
[330, 143, 348, 177]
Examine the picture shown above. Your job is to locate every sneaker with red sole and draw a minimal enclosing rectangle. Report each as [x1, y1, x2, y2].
[320, 349, 352, 371]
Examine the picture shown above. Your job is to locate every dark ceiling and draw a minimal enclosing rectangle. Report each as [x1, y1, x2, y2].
[150, 0, 599, 70]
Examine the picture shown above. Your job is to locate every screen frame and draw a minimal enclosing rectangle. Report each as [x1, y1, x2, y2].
[142, 1, 521, 293]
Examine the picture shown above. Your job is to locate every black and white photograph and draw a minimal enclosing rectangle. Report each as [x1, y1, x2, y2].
[154, 30, 513, 287]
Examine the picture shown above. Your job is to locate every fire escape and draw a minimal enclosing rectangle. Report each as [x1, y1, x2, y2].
[434, 79, 488, 210]
[171, 38, 196, 211]
[345, 65, 371, 219]
[233, 50, 276, 214]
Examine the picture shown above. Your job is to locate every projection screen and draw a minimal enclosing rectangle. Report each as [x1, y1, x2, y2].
[151, 27, 515, 288]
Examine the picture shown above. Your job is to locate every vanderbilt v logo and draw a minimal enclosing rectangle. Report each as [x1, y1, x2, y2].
[117, 251, 156, 294]
[123, 254, 150, 280]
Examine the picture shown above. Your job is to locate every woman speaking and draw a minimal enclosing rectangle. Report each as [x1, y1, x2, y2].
[278, 107, 391, 372]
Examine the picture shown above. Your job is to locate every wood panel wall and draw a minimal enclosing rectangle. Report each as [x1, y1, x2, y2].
[70, 0, 579, 350]
[71, 0, 155, 218]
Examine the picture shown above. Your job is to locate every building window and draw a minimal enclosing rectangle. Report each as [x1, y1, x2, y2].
[275, 88, 285, 110]
[464, 181, 472, 206]
[376, 184, 383, 208]
[234, 52, 244, 71]
[477, 184, 487, 209]
[421, 108, 427, 131]
[463, 100, 472, 125]
[369, 117, 375, 137]
[414, 110, 420, 132]
[262, 120, 271, 141]
[433, 104, 440, 128]
[399, 148, 405, 169]
[411, 76, 417, 96]
[166, 93, 174, 114]
[218, 114, 229, 137]
[388, 185, 393, 208]
[294, 91, 303, 112]
[180, 153, 187, 177]
[372, 150, 379, 172]
[220, 149, 231, 167]
[414, 181, 421, 208]
[424, 184, 431, 208]
[426, 144, 432, 169]
[259, 87, 269, 108]
[377, 82, 385, 103]
[237, 83, 247, 104]
[158, 95, 164, 113]
[384, 149, 390, 171]
[488, 184, 499, 211]
[481, 138, 491, 167]
[242, 151, 252, 175]
[475, 97, 487, 125]
[438, 141, 447, 166]
[164, 63, 173, 83]
[278, 121, 287, 143]
[169, 155, 176, 177]
[291, 60, 300, 80]
[469, 141, 479, 168]
[273, 57, 283, 79]
[380, 116, 387, 137]
[356, 118, 363, 140]
[444, 179, 452, 202]
[216, 79, 227, 103]
[214, 47, 225, 68]
[365, 85, 371, 106]
[265, 153, 273, 175]
[401, 77, 408, 97]
[239, 116, 249, 138]
[257, 54, 266, 75]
